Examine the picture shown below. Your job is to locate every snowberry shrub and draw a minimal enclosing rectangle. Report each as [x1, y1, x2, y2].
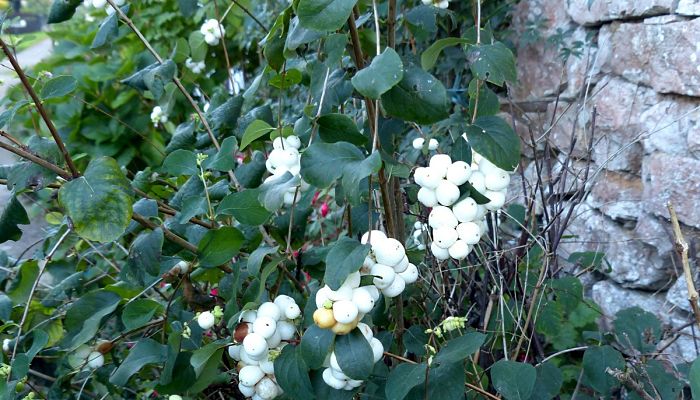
[2, 0, 692, 399]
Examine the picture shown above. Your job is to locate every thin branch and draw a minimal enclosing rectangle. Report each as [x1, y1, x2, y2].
[0, 136, 72, 180]
[131, 213, 198, 254]
[9, 229, 72, 380]
[667, 202, 700, 330]
[0, 39, 79, 178]
[230, 0, 268, 32]
[104, 0, 221, 151]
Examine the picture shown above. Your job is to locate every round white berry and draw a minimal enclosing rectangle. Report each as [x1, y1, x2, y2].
[328, 285, 353, 302]
[360, 230, 387, 247]
[240, 310, 257, 323]
[285, 135, 302, 149]
[239, 348, 260, 365]
[374, 238, 405, 266]
[428, 138, 439, 150]
[484, 171, 510, 191]
[333, 300, 359, 324]
[399, 263, 419, 284]
[430, 242, 450, 261]
[468, 171, 486, 193]
[428, 206, 458, 229]
[356, 322, 374, 341]
[283, 302, 301, 320]
[252, 316, 277, 339]
[243, 333, 268, 358]
[197, 311, 216, 330]
[257, 302, 282, 321]
[446, 161, 472, 185]
[432, 227, 458, 249]
[478, 157, 502, 175]
[239, 365, 265, 387]
[273, 294, 294, 308]
[435, 180, 460, 206]
[323, 368, 347, 390]
[417, 187, 438, 207]
[276, 320, 296, 341]
[381, 274, 406, 298]
[228, 344, 242, 360]
[413, 167, 441, 189]
[2, 339, 10, 353]
[315, 285, 333, 308]
[429, 154, 452, 178]
[393, 255, 409, 273]
[87, 351, 104, 369]
[370, 264, 396, 289]
[364, 285, 381, 302]
[174, 260, 190, 274]
[448, 240, 471, 260]
[238, 383, 256, 397]
[412, 138, 425, 149]
[370, 338, 384, 363]
[452, 197, 479, 222]
[259, 357, 275, 374]
[485, 190, 506, 210]
[456, 222, 481, 245]
[255, 377, 280, 399]
[266, 330, 282, 348]
[352, 288, 376, 314]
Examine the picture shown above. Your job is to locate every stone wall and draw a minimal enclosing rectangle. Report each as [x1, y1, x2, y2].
[511, 0, 700, 362]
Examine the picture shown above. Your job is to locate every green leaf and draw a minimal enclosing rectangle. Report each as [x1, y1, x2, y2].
[422, 37, 472, 70]
[464, 116, 520, 171]
[247, 246, 279, 276]
[334, 328, 374, 380]
[240, 120, 275, 150]
[58, 157, 134, 243]
[528, 362, 563, 400]
[258, 172, 301, 212]
[434, 332, 485, 364]
[125, 228, 164, 281]
[47, 0, 82, 24]
[613, 307, 661, 353]
[300, 143, 381, 203]
[122, 61, 177, 100]
[0, 294, 11, 321]
[40, 75, 77, 100]
[381, 63, 449, 125]
[425, 361, 465, 400]
[351, 48, 404, 99]
[691, 358, 700, 399]
[7, 136, 61, 191]
[190, 341, 225, 377]
[109, 338, 168, 386]
[317, 113, 367, 145]
[385, 362, 427, 400]
[491, 360, 537, 400]
[254, 257, 285, 302]
[450, 136, 472, 164]
[468, 79, 500, 118]
[468, 42, 517, 86]
[217, 189, 272, 225]
[274, 345, 316, 399]
[300, 324, 335, 369]
[162, 149, 198, 176]
[269, 69, 303, 89]
[0, 195, 29, 243]
[204, 136, 238, 171]
[91, 9, 119, 49]
[62, 290, 121, 350]
[197, 227, 245, 267]
[122, 299, 163, 331]
[189, 346, 226, 393]
[11, 331, 48, 380]
[297, 0, 358, 31]
[582, 345, 625, 395]
[323, 237, 370, 290]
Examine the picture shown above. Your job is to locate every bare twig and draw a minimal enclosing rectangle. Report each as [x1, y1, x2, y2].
[230, 0, 268, 31]
[667, 202, 700, 330]
[0, 39, 80, 178]
[0, 136, 71, 180]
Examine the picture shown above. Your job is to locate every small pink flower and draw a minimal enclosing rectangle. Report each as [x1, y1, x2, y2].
[210, 288, 219, 297]
[311, 191, 321, 205]
[320, 202, 329, 217]
[293, 250, 299, 258]
[236, 154, 245, 165]
[204, 331, 213, 337]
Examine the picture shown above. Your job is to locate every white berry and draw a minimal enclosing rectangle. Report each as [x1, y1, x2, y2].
[255, 377, 280, 399]
[370, 264, 396, 289]
[456, 222, 481, 244]
[197, 311, 216, 330]
[446, 161, 472, 185]
[257, 302, 282, 321]
[428, 206, 458, 229]
[399, 263, 419, 284]
[333, 300, 359, 324]
[485, 190, 506, 210]
[87, 351, 104, 369]
[243, 333, 268, 358]
[370, 338, 384, 363]
[412, 137, 425, 149]
[430, 242, 450, 261]
[452, 197, 479, 222]
[239, 365, 265, 387]
[252, 317, 277, 339]
[435, 180, 460, 206]
[432, 227, 458, 249]
[448, 240, 471, 260]
[373, 238, 405, 266]
[360, 230, 387, 247]
[468, 171, 486, 193]
[381, 275, 406, 298]
[238, 383, 256, 397]
[428, 138, 439, 150]
[352, 288, 376, 313]
[429, 154, 452, 178]
[417, 187, 438, 207]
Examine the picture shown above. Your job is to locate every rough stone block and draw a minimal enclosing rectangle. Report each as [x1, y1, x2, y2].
[676, 0, 700, 16]
[587, 170, 643, 221]
[604, 19, 700, 96]
[642, 153, 700, 228]
[640, 98, 700, 157]
[567, 0, 673, 25]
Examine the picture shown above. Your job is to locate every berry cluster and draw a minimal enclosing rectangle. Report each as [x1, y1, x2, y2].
[150, 106, 168, 127]
[185, 58, 206, 74]
[313, 231, 418, 336]
[411, 137, 439, 151]
[264, 135, 310, 206]
[200, 18, 226, 46]
[413, 152, 511, 260]
[85, 0, 125, 14]
[228, 296, 301, 400]
[321, 323, 384, 391]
